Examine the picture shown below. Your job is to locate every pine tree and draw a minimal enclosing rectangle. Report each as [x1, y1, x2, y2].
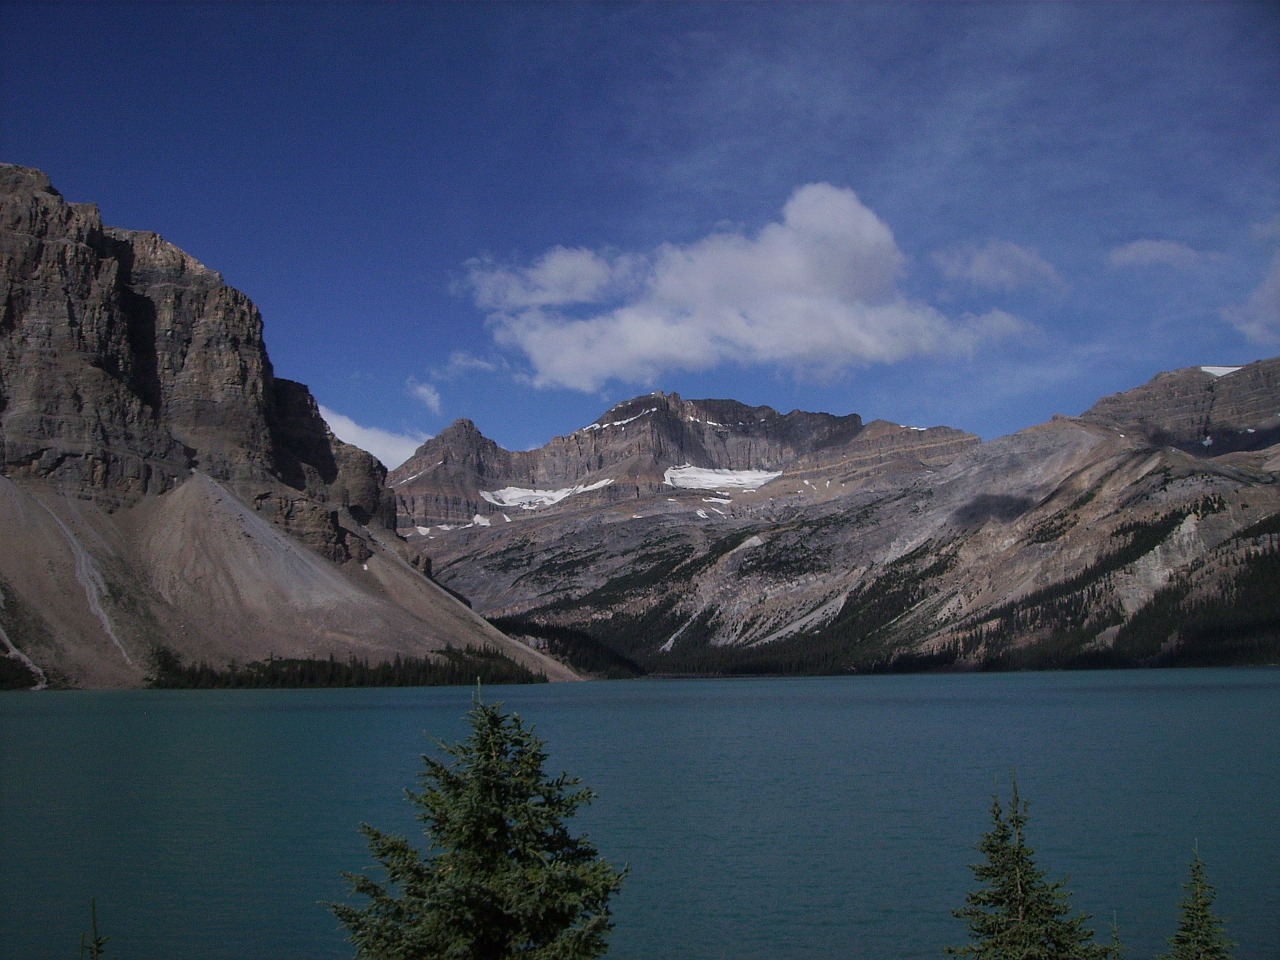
[79, 898, 108, 960]
[947, 780, 1117, 960]
[1159, 851, 1234, 960]
[333, 694, 626, 960]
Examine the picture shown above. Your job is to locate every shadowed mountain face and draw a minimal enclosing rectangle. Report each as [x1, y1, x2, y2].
[402, 360, 1280, 674]
[0, 165, 574, 687]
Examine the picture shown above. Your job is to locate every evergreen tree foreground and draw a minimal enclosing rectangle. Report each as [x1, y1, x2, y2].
[947, 780, 1118, 960]
[1159, 851, 1235, 960]
[333, 693, 626, 960]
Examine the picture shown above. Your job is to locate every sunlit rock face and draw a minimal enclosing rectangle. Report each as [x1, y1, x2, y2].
[406, 359, 1280, 674]
[0, 165, 573, 688]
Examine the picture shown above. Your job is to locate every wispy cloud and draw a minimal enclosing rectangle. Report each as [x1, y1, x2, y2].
[466, 184, 1027, 392]
[1221, 251, 1280, 344]
[318, 405, 428, 470]
[933, 240, 1065, 293]
[408, 380, 442, 415]
[432, 350, 506, 381]
[1108, 239, 1215, 270]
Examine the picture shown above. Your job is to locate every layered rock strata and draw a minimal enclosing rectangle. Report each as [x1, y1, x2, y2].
[391, 391, 978, 528]
[0, 164, 390, 558]
[1080, 362, 1280, 455]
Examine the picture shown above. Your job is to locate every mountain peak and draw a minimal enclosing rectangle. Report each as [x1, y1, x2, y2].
[390, 389, 973, 529]
[441, 417, 483, 436]
[1, 162, 57, 194]
[1079, 355, 1280, 454]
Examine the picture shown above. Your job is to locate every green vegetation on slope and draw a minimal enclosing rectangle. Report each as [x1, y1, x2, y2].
[1110, 524, 1280, 666]
[0, 654, 41, 689]
[145, 645, 546, 688]
[487, 616, 646, 679]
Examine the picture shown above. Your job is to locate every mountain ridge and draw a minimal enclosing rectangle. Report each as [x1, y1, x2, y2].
[391, 390, 977, 529]
[412, 357, 1280, 673]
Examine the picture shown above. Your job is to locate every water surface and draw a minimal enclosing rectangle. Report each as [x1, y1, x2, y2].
[1, 669, 1276, 959]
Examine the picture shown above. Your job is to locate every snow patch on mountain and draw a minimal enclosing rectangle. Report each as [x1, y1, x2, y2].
[664, 464, 782, 491]
[481, 478, 614, 509]
[582, 408, 657, 432]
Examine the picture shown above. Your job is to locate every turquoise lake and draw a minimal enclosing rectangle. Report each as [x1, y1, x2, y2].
[1, 669, 1277, 959]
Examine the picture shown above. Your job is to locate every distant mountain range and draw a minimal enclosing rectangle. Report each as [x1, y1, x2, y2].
[391, 392, 977, 530]
[3, 164, 1277, 687]
[396, 362, 1280, 673]
[0, 164, 572, 688]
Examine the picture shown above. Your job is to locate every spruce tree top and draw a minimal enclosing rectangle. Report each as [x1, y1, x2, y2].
[334, 694, 627, 960]
[947, 780, 1117, 960]
[1159, 851, 1234, 960]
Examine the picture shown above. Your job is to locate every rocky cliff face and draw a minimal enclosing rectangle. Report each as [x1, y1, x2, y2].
[1080, 362, 1280, 455]
[416, 358, 1280, 673]
[0, 163, 391, 558]
[0, 165, 574, 687]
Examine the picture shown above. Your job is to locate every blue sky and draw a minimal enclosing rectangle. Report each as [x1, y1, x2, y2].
[3, 2, 1278, 467]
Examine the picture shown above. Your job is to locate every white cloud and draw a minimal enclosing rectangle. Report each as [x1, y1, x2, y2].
[409, 380, 442, 414]
[318, 405, 428, 470]
[1108, 239, 1213, 270]
[468, 246, 640, 311]
[933, 240, 1065, 293]
[1221, 251, 1280, 343]
[467, 184, 1027, 392]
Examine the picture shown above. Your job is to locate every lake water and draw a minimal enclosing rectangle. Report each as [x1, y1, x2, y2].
[1, 670, 1277, 960]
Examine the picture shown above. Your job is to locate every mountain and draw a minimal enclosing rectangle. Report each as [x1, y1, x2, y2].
[401, 361, 1280, 673]
[391, 391, 978, 528]
[9, 163, 1274, 685]
[0, 164, 575, 687]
